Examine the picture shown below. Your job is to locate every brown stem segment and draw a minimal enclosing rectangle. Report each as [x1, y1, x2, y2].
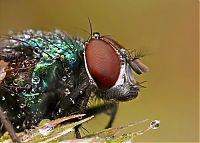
[0, 106, 20, 143]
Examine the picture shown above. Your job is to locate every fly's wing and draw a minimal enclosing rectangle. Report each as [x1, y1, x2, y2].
[0, 36, 35, 132]
[0, 37, 34, 63]
[0, 34, 36, 94]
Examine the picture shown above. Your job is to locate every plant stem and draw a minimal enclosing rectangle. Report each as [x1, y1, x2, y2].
[0, 106, 20, 143]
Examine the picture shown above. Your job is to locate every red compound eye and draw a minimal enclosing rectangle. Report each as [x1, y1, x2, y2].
[85, 37, 120, 89]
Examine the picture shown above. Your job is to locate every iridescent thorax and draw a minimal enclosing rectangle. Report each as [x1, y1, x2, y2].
[2, 29, 84, 95]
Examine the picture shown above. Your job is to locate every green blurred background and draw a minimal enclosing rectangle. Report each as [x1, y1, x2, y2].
[0, 0, 199, 142]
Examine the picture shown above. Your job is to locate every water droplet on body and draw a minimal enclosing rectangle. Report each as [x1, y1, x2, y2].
[37, 98, 42, 103]
[80, 90, 83, 94]
[32, 76, 40, 84]
[70, 97, 75, 104]
[65, 88, 70, 96]
[30, 88, 36, 94]
[13, 79, 19, 86]
[11, 62, 17, 67]
[19, 103, 26, 108]
[62, 76, 67, 82]
[25, 84, 31, 89]
[24, 34, 30, 39]
[2, 96, 5, 101]
[17, 113, 22, 118]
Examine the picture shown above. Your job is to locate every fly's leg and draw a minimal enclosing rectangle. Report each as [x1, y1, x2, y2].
[74, 87, 94, 138]
[105, 103, 118, 128]
[73, 83, 96, 138]
[85, 102, 118, 129]
[74, 124, 81, 138]
[53, 80, 91, 138]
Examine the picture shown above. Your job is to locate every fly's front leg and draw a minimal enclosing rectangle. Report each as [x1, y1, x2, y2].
[73, 82, 96, 138]
[74, 88, 93, 139]
[53, 80, 90, 138]
[105, 103, 118, 129]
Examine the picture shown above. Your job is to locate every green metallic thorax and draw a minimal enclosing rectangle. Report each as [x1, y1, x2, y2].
[16, 30, 84, 98]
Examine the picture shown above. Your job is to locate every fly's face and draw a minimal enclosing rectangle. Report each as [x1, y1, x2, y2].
[84, 32, 149, 101]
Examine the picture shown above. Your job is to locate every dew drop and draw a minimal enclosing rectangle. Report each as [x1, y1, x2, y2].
[17, 113, 22, 119]
[61, 55, 65, 60]
[11, 62, 17, 67]
[62, 76, 67, 82]
[19, 103, 26, 109]
[32, 76, 40, 84]
[21, 112, 25, 116]
[58, 108, 62, 113]
[13, 79, 19, 86]
[22, 90, 27, 94]
[55, 53, 60, 58]
[34, 119, 37, 124]
[38, 86, 42, 91]
[150, 120, 160, 129]
[25, 84, 31, 89]
[68, 82, 73, 88]
[21, 63, 26, 68]
[2, 96, 5, 101]
[24, 34, 30, 39]
[30, 88, 35, 94]
[71, 57, 76, 62]
[38, 98, 42, 103]
[39, 57, 44, 62]
[57, 49, 62, 53]
[70, 97, 75, 104]
[24, 60, 29, 64]
[16, 125, 20, 129]
[65, 88, 70, 96]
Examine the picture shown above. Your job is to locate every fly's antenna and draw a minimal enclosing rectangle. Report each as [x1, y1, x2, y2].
[87, 17, 93, 41]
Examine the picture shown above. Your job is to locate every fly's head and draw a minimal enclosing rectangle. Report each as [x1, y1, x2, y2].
[84, 32, 149, 101]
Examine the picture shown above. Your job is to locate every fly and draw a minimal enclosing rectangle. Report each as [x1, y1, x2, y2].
[0, 25, 149, 138]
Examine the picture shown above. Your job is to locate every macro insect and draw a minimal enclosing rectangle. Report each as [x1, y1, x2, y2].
[0, 27, 149, 138]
